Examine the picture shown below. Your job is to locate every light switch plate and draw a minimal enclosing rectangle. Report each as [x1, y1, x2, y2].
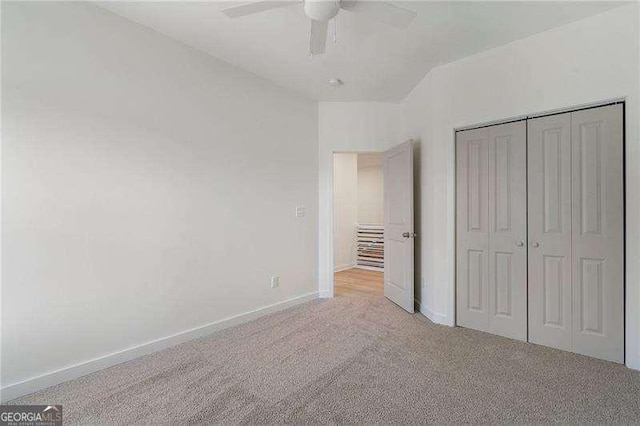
[270, 276, 279, 288]
[295, 206, 305, 217]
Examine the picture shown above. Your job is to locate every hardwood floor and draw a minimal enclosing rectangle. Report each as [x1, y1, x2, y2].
[334, 267, 383, 298]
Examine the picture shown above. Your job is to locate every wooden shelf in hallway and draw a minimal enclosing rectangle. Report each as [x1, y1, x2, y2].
[334, 267, 383, 298]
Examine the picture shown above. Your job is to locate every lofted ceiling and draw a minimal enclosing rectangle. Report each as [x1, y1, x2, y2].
[96, 1, 627, 101]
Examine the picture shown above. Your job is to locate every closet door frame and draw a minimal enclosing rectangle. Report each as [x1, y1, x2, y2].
[453, 99, 626, 363]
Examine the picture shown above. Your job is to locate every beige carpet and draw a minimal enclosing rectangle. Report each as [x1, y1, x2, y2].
[9, 291, 640, 424]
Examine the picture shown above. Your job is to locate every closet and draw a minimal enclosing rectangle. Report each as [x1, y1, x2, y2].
[455, 103, 624, 363]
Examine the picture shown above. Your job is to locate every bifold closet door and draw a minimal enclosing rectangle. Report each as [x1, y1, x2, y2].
[456, 121, 527, 340]
[487, 122, 528, 340]
[456, 127, 490, 331]
[528, 104, 623, 363]
[571, 104, 624, 363]
[527, 113, 573, 352]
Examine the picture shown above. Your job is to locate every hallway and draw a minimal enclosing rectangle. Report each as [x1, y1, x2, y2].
[334, 268, 383, 298]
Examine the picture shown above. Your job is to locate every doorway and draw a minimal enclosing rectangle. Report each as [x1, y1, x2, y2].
[333, 152, 385, 298]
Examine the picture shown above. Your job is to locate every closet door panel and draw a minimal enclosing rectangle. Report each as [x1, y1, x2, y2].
[488, 121, 527, 341]
[571, 104, 624, 363]
[527, 113, 573, 352]
[456, 128, 490, 332]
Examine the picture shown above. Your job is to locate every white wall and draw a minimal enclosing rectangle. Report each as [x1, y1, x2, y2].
[357, 153, 383, 225]
[318, 4, 640, 368]
[1, 1, 318, 395]
[333, 153, 358, 270]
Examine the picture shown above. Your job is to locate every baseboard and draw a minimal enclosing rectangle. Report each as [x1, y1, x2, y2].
[334, 263, 356, 272]
[0, 291, 318, 402]
[319, 290, 333, 298]
[626, 356, 640, 371]
[418, 303, 450, 326]
[352, 265, 384, 272]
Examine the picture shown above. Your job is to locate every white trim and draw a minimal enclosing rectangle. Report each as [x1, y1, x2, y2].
[419, 303, 450, 326]
[0, 291, 318, 402]
[334, 263, 356, 272]
[626, 357, 640, 371]
[352, 265, 384, 272]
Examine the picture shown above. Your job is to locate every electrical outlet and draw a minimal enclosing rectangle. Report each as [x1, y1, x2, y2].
[270, 276, 279, 288]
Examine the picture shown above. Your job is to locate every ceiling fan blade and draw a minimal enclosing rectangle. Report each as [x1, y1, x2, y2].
[309, 19, 328, 55]
[222, 1, 297, 19]
[341, 1, 417, 29]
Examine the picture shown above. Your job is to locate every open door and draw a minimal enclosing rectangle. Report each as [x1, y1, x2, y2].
[383, 140, 415, 312]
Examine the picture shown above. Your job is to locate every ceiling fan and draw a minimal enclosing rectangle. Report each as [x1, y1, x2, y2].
[222, 0, 417, 55]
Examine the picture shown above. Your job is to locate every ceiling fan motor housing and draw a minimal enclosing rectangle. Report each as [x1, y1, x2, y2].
[304, 0, 341, 22]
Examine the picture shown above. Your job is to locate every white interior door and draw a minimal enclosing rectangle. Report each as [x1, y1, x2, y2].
[571, 104, 624, 363]
[383, 140, 414, 312]
[527, 112, 573, 352]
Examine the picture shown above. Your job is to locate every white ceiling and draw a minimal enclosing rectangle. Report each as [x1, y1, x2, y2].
[97, 1, 627, 101]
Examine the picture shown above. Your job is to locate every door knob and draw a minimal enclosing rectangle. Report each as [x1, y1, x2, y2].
[531, 242, 539, 248]
[516, 241, 524, 247]
[402, 232, 417, 238]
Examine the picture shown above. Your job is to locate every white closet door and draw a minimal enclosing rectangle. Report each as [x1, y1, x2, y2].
[456, 128, 490, 331]
[527, 113, 573, 352]
[457, 105, 624, 362]
[571, 104, 624, 363]
[487, 121, 527, 341]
